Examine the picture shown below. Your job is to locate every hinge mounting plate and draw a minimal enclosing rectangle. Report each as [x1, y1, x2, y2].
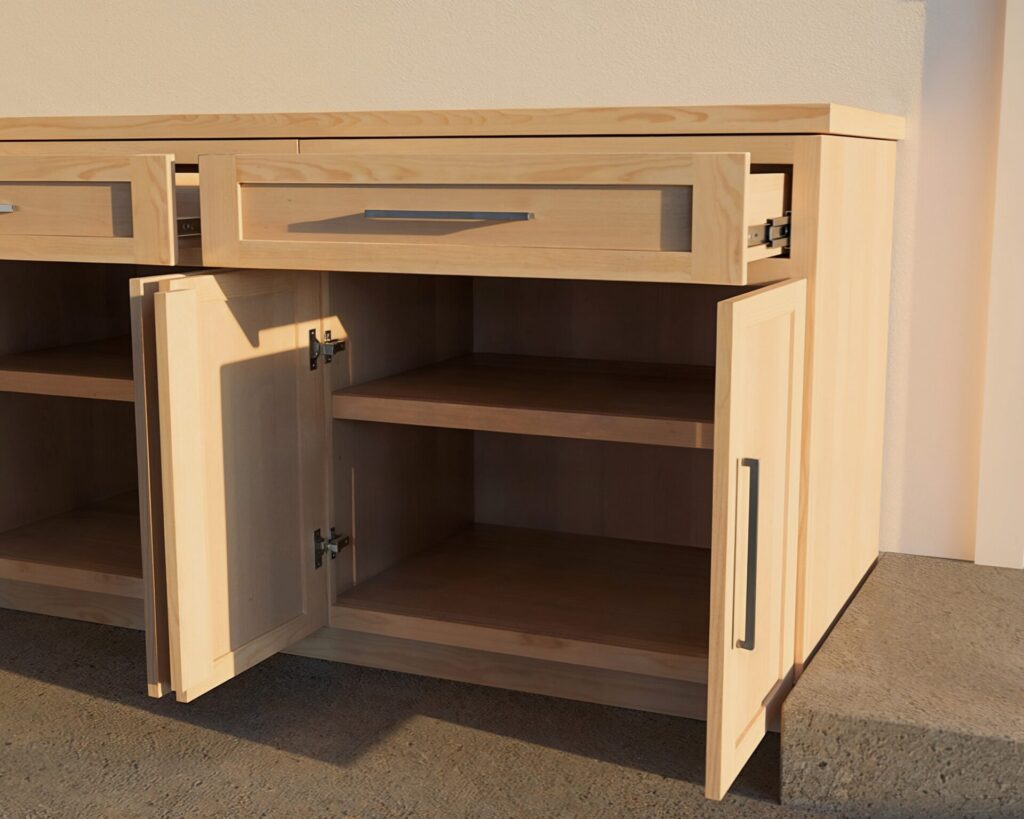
[309, 329, 346, 370]
[747, 211, 791, 250]
[314, 527, 351, 568]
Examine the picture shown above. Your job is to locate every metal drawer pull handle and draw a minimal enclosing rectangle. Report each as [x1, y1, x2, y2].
[364, 209, 533, 221]
[0, 204, 15, 214]
[736, 457, 759, 651]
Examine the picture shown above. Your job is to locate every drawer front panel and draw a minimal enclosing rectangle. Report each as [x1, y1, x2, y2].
[0, 155, 176, 265]
[0, 182, 132, 237]
[201, 152, 784, 284]
[241, 183, 693, 251]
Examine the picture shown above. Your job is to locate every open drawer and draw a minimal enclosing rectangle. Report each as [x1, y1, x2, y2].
[0, 154, 182, 265]
[199, 152, 786, 284]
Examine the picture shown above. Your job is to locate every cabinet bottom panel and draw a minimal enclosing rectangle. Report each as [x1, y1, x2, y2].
[286, 626, 708, 721]
[0, 577, 144, 629]
[0, 493, 143, 598]
[332, 523, 710, 683]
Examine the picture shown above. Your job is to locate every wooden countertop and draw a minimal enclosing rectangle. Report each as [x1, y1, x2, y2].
[0, 103, 904, 142]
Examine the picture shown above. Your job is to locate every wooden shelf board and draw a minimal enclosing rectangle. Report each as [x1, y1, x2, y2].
[0, 337, 134, 402]
[0, 493, 143, 598]
[332, 524, 711, 683]
[334, 354, 715, 448]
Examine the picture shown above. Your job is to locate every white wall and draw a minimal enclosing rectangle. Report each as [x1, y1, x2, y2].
[976, 0, 1024, 569]
[882, 0, 1006, 561]
[0, 0, 1009, 559]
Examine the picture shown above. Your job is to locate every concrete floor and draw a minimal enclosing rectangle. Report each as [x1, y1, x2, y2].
[0, 610, 826, 818]
[782, 554, 1024, 817]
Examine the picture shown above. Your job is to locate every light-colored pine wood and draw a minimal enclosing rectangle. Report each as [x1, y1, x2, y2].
[334, 354, 715, 449]
[0, 578, 145, 630]
[326, 272, 475, 602]
[0, 139, 299, 165]
[201, 153, 783, 284]
[705, 279, 805, 800]
[0, 182, 132, 237]
[130, 272, 188, 698]
[0, 104, 904, 141]
[300, 134, 799, 165]
[0, 264, 140, 539]
[792, 136, 898, 667]
[0, 336, 134, 402]
[333, 524, 709, 683]
[472, 276, 729, 367]
[0, 493, 143, 598]
[241, 182, 694, 250]
[475, 433, 714, 551]
[0, 155, 177, 265]
[287, 627, 709, 721]
[154, 269, 332, 702]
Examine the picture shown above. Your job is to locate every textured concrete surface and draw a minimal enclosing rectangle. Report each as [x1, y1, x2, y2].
[0, 610, 825, 818]
[782, 553, 1024, 817]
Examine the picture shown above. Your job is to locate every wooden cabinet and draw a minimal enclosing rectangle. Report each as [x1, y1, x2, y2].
[0, 104, 900, 802]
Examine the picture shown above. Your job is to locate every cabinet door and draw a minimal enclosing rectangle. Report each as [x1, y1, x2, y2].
[705, 279, 806, 800]
[200, 151, 785, 284]
[0, 154, 177, 265]
[130, 272, 190, 699]
[154, 269, 333, 702]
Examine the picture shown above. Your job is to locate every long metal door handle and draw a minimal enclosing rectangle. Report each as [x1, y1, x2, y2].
[736, 457, 759, 651]
[363, 209, 533, 221]
[0, 204, 15, 213]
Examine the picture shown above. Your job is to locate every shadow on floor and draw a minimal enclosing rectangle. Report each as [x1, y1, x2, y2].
[0, 609, 797, 816]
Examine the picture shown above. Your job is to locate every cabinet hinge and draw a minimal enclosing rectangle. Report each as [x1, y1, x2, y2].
[314, 527, 350, 568]
[309, 329, 346, 370]
[176, 216, 201, 238]
[746, 212, 791, 250]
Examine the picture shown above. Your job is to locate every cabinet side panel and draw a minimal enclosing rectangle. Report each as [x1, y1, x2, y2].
[797, 137, 897, 667]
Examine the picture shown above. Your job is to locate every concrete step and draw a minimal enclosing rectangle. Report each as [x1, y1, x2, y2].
[781, 553, 1023, 817]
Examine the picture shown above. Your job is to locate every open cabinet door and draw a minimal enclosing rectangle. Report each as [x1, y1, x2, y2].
[706, 279, 806, 799]
[130, 271, 189, 699]
[154, 269, 333, 702]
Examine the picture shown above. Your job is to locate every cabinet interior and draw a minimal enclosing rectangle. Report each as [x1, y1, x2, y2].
[0, 261, 142, 607]
[328, 272, 754, 682]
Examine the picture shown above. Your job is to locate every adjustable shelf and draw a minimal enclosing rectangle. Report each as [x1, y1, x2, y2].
[0, 493, 143, 598]
[0, 336, 134, 402]
[333, 354, 715, 448]
[332, 525, 711, 683]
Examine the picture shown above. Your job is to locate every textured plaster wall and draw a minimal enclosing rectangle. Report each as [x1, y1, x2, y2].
[0, 1, 1006, 559]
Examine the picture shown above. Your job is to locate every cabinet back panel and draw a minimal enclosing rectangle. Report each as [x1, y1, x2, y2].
[0, 393, 138, 532]
[335, 422, 474, 595]
[473, 278, 743, 367]
[0, 261, 134, 354]
[329, 271, 472, 386]
[474, 433, 713, 548]
[0, 262, 139, 533]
